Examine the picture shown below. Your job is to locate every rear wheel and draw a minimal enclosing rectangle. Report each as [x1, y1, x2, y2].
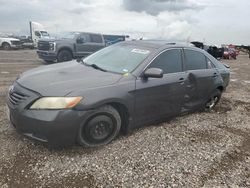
[2, 42, 11, 50]
[57, 50, 72, 62]
[205, 89, 222, 110]
[78, 105, 121, 147]
[44, 60, 54, 64]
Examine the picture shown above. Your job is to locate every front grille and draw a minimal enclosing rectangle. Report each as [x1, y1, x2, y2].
[8, 91, 28, 105]
[11, 41, 21, 45]
[38, 41, 50, 51]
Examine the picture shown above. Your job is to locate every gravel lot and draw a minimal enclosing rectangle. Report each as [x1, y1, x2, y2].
[0, 50, 250, 187]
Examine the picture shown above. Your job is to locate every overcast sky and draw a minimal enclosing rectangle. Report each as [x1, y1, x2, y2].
[0, 0, 249, 45]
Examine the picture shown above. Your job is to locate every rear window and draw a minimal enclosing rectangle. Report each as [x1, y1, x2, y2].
[184, 49, 207, 70]
[90, 34, 103, 43]
[206, 57, 216, 69]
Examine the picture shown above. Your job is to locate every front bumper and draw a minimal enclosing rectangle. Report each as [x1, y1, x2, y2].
[6, 82, 92, 147]
[37, 50, 57, 61]
[8, 106, 91, 146]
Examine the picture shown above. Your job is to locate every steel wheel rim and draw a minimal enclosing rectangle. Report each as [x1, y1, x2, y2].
[83, 114, 116, 144]
[207, 96, 219, 109]
[90, 121, 112, 140]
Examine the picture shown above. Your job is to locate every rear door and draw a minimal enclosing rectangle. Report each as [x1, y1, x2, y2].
[135, 48, 187, 125]
[75, 33, 92, 57]
[182, 49, 219, 110]
[89, 34, 105, 51]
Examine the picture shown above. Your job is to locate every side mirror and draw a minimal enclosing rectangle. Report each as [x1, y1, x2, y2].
[143, 68, 163, 79]
[223, 63, 230, 68]
[76, 38, 84, 44]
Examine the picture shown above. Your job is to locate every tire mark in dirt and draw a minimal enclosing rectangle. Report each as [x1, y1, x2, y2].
[199, 100, 250, 186]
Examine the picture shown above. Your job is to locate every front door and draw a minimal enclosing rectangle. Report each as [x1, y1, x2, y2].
[135, 48, 186, 125]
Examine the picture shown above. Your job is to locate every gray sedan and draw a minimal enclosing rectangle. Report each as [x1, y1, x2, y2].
[6, 40, 230, 147]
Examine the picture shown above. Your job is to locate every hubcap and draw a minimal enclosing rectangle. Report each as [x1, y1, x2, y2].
[3, 45, 9, 50]
[89, 120, 113, 141]
[207, 96, 218, 109]
[82, 114, 116, 145]
[63, 55, 69, 61]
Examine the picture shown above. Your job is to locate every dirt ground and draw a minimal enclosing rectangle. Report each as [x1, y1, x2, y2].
[0, 49, 250, 188]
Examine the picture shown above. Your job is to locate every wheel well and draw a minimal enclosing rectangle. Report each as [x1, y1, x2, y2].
[107, 102, 130, 135]
[58, 47, 73, 57]
[2, 42, 10, 47]
[217, 86, 224, 92]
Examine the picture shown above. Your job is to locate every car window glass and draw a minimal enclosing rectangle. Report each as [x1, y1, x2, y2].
[148, 49, 182, 74]
[79, 34, 91, 43]
[185, 49, 207, 70]
[35, 31, 41, 37]
[206, 57, 216, 69]
[84, 45, 151, 73]
[90, 34, 103, 43]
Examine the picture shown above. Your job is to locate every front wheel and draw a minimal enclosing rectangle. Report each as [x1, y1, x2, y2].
[78, 105, 121, 147]
[2, 43, 11, 50]
[44, 60, 54, 64]
[205, 89, 222, 110]
[57, 50, 72, 62]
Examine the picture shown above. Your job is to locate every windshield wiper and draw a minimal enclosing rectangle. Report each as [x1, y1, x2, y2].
[89, 64, 107, 72]
[78, 59, 107, 72]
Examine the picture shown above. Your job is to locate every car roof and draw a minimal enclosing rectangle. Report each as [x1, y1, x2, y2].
[122, 40, 195, 49]
[72, 31, 102, 35]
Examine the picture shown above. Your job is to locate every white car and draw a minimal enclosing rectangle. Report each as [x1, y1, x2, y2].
[0, 37, 22, 50]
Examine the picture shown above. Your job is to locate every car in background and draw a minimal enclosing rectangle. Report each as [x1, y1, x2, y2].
[7, 40, 230, 147]
[37, 32, 106, 63]
[19, 35, 35, 49]
[191, 41, 224, 59]
[9, 35, 35, 49]
[103, 34, 129, 46]
[0, 37, 22, 50]
[223, 48, 237, 59]
[207, 46, 224, 59]
[223, 44, 238, 60]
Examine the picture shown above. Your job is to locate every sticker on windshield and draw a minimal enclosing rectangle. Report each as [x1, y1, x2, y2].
[122, 69, 129, 72]
[131, 49, 150, 54]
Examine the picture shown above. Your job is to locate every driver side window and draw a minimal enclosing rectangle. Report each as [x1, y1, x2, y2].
[77, 34, 91, 44]
[35, 31, 41, 38]
[148, 49, 183, 74]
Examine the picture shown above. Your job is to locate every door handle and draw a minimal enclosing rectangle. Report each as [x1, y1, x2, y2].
[213, 73, 218, 77]
[178, 77, 184, 83]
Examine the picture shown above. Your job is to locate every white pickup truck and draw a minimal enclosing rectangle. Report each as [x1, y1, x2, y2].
[0, 37, 22, 50]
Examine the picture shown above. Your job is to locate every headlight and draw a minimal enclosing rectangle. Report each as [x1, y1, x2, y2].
[49, 42, 55, 51]
[30, 97, 83, 110]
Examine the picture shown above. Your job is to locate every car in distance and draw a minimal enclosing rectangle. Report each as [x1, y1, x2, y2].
[36, 32, 106, 63]
[6, 40, 230, 147]
[223, 47, 237, 60]
[0, 37, 22, 50]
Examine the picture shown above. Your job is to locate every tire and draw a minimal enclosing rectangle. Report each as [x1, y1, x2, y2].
[205, 89, 222, 111]
[2, 42, 11, 50]
[44, 60, 54, 64]
[57, 50, 72, 62]
[78, 105, 121, 147]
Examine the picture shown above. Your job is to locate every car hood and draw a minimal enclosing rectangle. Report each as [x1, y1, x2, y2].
[0, 37, 19, 41]
[17, 61, 123, 96]
[39, 38, 73, 43]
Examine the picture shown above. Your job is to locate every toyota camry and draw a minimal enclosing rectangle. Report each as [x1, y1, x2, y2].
[6, 40, 230, 147]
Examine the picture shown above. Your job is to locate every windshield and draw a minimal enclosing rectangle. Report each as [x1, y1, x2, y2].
[41, 31, 49, 37]
[83, 45, 151, 74]
[58, 32, 79, 39]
